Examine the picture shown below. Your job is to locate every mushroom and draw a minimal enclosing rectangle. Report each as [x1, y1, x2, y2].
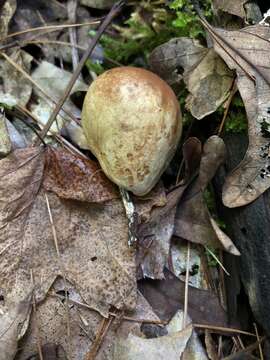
[81, 66, 182, 196]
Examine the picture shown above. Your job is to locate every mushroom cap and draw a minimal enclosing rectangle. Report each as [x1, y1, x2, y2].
[81, 66, 182, 195]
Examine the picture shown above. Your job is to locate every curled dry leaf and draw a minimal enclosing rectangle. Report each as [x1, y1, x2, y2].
[174, 136, 240, 254]
[44, 146, 119, 203]
[149, 38, 233, 119]
[0, 292, 32, 360]
[208, 25, 270, 207]
[0, 147, 136, 318]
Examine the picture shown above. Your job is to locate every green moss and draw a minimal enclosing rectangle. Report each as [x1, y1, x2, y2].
[85, 60, 105, 75]
[95, 0, 212, 66]
[224, 95, 248, 134]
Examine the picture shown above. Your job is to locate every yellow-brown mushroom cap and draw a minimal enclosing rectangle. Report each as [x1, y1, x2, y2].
[82, 66, 182, 195]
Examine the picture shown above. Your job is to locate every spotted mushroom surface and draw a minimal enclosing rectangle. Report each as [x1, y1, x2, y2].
[82, 66, 182, 196]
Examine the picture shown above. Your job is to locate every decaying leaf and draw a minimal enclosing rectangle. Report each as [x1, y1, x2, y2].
[30, 61, 88, 148]
[184, 48, 234, 119]
[149, 37, 207, 87]
[0, 110, 12, 157]
[170, 238, 203, 289]
[174, 136, 239, 254]
[149, 38, 233, 119]
[114, 325, 192, 360]
[0, 292, 32, 360]
[0, 148, 136, 317]
[44, 147, 118, 203]
[0, 0, 16, 39]
[139, 268, 228, 326]
[166, 311, 208, 360]
[0, 50, 32, 107]
[207, 25, 270, 207]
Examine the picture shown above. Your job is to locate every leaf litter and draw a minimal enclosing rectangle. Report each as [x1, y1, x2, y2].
[0, 0, 261, 358]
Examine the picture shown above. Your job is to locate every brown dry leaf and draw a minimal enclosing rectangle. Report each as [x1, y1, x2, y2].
[0, 147, 136, 318]
[0, 292, 32, 360]
[149, 37, 207, 87]
[139, 268, 228, 326]
[207, 25, 270, 207]
[149, 38, 233, 119]
[175, 136, 239, 254]
[17, 284, 159, 360]
[114, 325, 192, 360]
[44, 147, 118, 203]
[0, 0, 16, 39]
[135, 139, 202, 280]
[212, 0, 248, 19]
[0, 147, 45, 227]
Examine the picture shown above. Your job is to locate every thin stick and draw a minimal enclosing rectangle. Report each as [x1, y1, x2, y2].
[30, 270, 44, 360]
[15, 104, 88, 159]
[205, 246, 230, 276]
[182, 241, 190, 329]
[44, 194, 71, 350]
[0, 51, 80, 126]
[254, 323, 264, 360]
[50, 292, 166, 325]
[223, 337, 266, 360]
[85, 316, 114, 360]
[193, 323, 258, 337]
[217, 78, 237, 136]
[36, 1, 125, 145]
[0, 20, 101, 43]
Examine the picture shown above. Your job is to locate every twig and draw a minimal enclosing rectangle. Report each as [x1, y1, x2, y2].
[254, 322, 264, 360]
[193, 323, 258, 337]
[50, 292, 166, 325]
[84, 316, 114, 360]
[205, 246, 230, 276]
[223, 337, 266, 360]
[182, 241, 190, 329]
[36, 1, 125, 145]
[192, 0, 270, 87]
[67, 0, 81, 74]
[217, 78, 237, 136]
[44, 194, 71, 352]
[15, 104, 88, 159]
[0, 20, 101, 44]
